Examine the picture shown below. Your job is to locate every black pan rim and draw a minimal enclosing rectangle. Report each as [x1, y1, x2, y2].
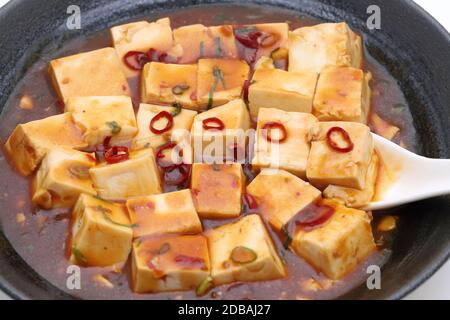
[0, 0, 449, 300]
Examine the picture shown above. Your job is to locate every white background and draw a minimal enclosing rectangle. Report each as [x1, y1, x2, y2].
[0, 0, 448, 300]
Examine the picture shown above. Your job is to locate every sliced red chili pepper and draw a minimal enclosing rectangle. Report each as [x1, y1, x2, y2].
[104, 146, 129, 164]
[150, 111, 174, 135]
[103, 136, 112, 149]
[123, 51, 149, 70]
[294, 202, 335, 229]
[174, 255, 207, 270]
[163, 164, 191, 186]
[235, 32, 260, 49]
[156, 142, 183, 171]
[241, 79, 250, 103]
[258, 32, 279, 48]
[243, 47, 258, 64]
[262, 122, 287, 143]
[243, 193, 258, 210]
[326, 126, 354, 153]
[202, 117, 225, 131]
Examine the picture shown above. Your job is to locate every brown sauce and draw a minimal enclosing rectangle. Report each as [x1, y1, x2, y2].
[0, 4, 415, 299]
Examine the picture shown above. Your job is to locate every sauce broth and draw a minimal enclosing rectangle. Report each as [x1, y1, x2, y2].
[0, 4, 416, 299]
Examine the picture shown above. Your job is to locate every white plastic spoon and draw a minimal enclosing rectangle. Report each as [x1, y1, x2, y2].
[364, 133, 450, 211]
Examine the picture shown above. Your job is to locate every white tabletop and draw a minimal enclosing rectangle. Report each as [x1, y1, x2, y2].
[0, 0, 449, 300]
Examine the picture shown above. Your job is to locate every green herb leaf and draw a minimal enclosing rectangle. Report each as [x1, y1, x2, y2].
[199, 41, 205, 58]
[102, 212, 138, 228]
[215, 37, 223, 58]
[172, 84, 190, 96]
[280, 225, 292, 250]
[230, 246, 257, 264]
[207, 67, 226, 110]
[196, 275, 214, 296]
[72, 247, 88, 266]
[106, 121, 121, 135]
[170, 102, 182, 117]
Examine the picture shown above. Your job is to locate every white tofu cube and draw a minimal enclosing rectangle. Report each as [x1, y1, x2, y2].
[323, 151, 379, 208]
[131, 234, 210, 293]
[126, 189, 202, 238]
[248, 62, 318, 118]
[31, 147, 96, 209]
[133, 103, 197, 151]
[70, 193, 133, 267]
[65, 96, 137, 147]
[173, 24, 238, 64]
[313, 66, 372, 123]
[206, 214, 286, 285]
[197, 59, 249, 109]
[89, 148, 162, 200]
[306, 122, 374, 190]
[191, 99, 250, 162]
[141, 62, 199, 110]
[251, 108, 318, 178]
[110, 18, 175, 77]
[4, 113, 86, 176]
[247, 169, 321, 232]
[289, 22, 363, 74]
[49, 48, 130, 102]
[291, 199, 376, 279]
[191, 163, 244, 219]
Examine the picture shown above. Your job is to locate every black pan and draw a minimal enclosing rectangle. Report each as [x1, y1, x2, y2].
[0, 0, 449, 300]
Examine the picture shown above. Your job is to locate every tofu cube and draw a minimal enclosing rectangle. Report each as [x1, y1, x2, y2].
[126, 189, 202, 238]
[197, 59, 249, 109]
[141, 62, 198, 110]
[206, 214, 286, 285]
[110, 18, 175, 77]
[323, 151, 379, 208]
[89, 148, 162, 200]
[173, 24, 238, 64]
[306, 122, 374, 190]
[133, 103, 197, 151]
[251, 108, 318, 178]
[131, 234, 210, 293]
[235, 23, 289, 60]
[191, 163, 244, 219]
[32, 147, 97, 209]
[313, 66, 372, 123]
[247, 169, 321, 232]
[191, 99, 250, 162]
[288, 22, 363, 74]
[291, 199, 376, 279]
[49, 47, 130, 102]
[4, 113, 86, 176]
[248, 62, 318, 118]
[70, 193, 133, 267]
[65, 96, 137, 146]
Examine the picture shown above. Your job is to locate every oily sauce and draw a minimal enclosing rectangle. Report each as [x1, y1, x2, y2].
[0, 4, 415, 299]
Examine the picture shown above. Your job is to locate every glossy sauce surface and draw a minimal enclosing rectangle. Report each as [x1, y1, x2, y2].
[0, 4, 415, 299]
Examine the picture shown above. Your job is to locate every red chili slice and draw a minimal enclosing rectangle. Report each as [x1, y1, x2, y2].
[258, 32, 279, 48]
[294, 202, 335, 229]
[241, 79, 250, 103]
[202, 117, 225, 131]
[150, 111, 174, 135]
[163, 164, 191, 186]
[123, 51, 149, 70]
[104, 146, 129, 164]
[156, 142, 183, 171]
[234, 32, 260, 49]
[174, 255, 207, 270]
[262, 122, 287, 143]
[243, 193, 258, 210]
[103, 136, 112, 149]
[326, 126, 354, 153]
